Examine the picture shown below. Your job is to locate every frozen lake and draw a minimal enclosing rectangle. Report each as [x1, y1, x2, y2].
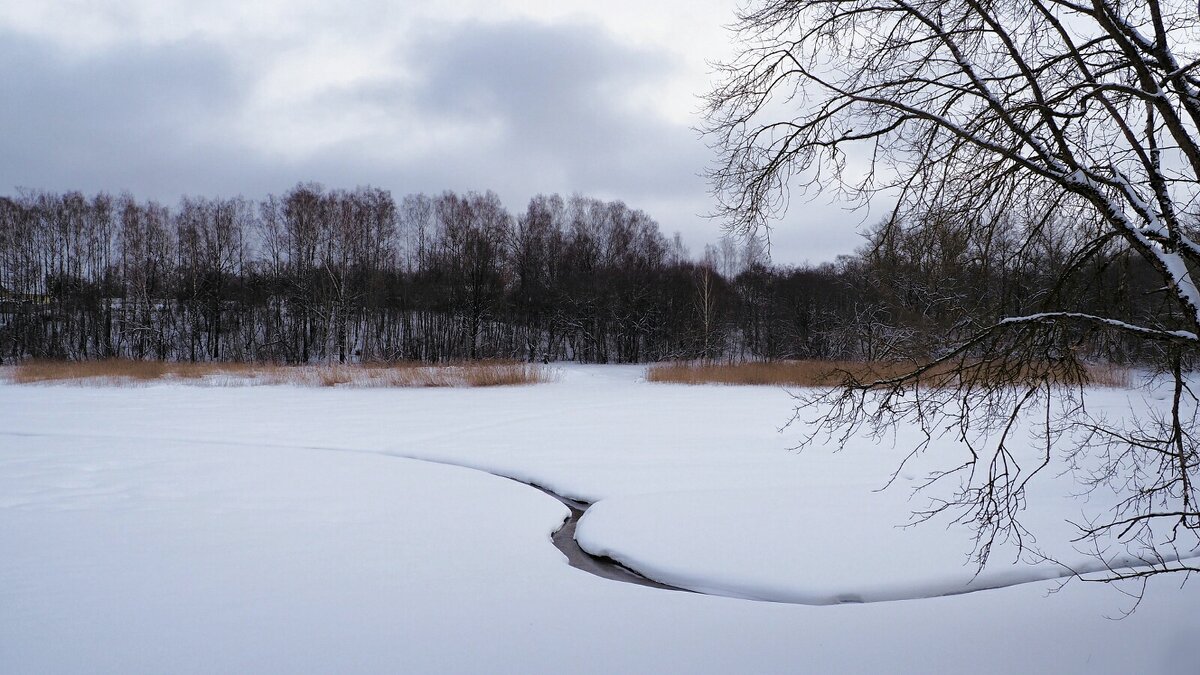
[1, 365, 1196, 673]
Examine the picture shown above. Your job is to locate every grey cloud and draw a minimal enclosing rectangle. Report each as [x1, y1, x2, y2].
[0, 31, 256, 198]
[315, 20, 711, 206]
[0, 22, 749, 258]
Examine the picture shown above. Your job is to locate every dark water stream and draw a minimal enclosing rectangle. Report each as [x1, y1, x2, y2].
[524, 482, 689, 592]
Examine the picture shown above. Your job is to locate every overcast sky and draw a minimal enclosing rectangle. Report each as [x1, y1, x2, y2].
[1, 0, 871, 264]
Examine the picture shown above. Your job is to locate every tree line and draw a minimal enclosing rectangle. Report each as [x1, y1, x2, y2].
[0, 184, 1162, 365]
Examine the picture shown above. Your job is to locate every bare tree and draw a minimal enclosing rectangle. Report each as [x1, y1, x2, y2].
[706, 0, 1200, 581]
[697, 246, 721, 359]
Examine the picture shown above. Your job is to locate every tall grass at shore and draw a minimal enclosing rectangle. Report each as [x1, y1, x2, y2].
[646, 360, 1131, 388]
[4, 360, 553, 388]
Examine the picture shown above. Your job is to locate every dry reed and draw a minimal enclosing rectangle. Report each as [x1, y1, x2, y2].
[646, 359, 1131, 389]
[4, 359, 553, 388]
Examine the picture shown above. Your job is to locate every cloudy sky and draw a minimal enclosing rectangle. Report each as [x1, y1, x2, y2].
[1, 0, 870, 264]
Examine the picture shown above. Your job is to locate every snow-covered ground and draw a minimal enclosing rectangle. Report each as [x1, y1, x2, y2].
[1, 365, 1197, 673]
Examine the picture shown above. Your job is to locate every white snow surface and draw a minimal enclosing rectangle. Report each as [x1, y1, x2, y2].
[1, 364, 1197, 673]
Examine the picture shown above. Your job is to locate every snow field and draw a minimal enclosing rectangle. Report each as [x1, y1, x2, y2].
[1, 365, 1197, 673]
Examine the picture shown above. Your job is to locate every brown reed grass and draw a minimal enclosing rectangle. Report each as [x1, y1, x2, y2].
[645, 359, 1131, 389]
[5, 359, 553, 388]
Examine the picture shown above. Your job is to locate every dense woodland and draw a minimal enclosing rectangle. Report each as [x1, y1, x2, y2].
[0, 184, 1170, 365]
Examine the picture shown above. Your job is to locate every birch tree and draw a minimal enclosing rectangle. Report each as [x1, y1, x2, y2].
[706, 0, 1200, 581]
